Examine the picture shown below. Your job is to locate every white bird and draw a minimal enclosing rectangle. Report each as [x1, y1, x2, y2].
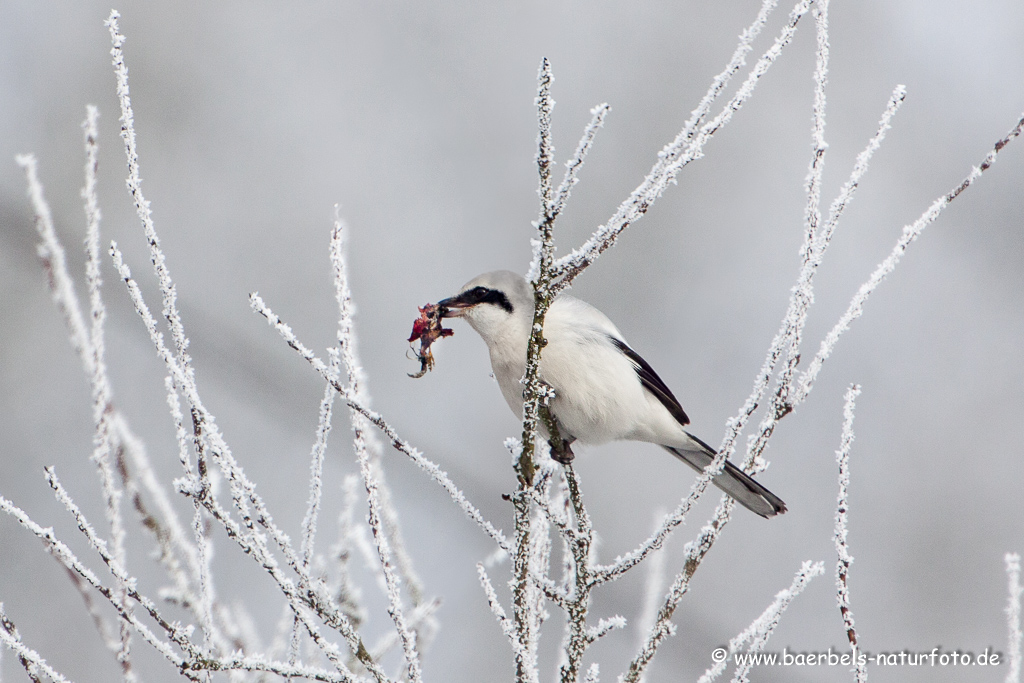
[436, 270, 786, 518]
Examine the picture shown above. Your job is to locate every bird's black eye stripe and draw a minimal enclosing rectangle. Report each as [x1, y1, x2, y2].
[464, 286, 513, 313]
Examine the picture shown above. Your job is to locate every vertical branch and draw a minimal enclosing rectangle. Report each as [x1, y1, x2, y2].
[105, 11, 191, 372]
[750, 0, 831, 468]
[189, 409, 217, 664]
[331, 216, 422, 682]
[108, 17, 213, 671]
[521, 56, 557, 485]
[332, 213, 421, 602]
[535, 58, 555, 231]
[302, 351, 338, 568]
[802, 0, 829, 262]
[82, 107, 135, 680]
[353, 424, 422, 683]
[104, 21, 221, 662]
[164, 375, 217, 658]
[330, 210, 428, 614]
[290, 352, 340, 668]
[1007, 553, 1023, 683]
[525, 471, 554, 675]
[82, 105, 105, 367]
[833, 384, 865, 682]
[558, 464, 594, 683]
[510, 57, 557, 683]
[784, 0, 829, 395]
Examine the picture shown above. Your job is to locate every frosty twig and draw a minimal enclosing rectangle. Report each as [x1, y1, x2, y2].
[834, 385, 865, 682]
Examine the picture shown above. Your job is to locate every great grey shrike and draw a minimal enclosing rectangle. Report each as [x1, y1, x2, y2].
[436, 270, 786, 519]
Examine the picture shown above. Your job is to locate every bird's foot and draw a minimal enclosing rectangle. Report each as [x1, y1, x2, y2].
[549, 438, 575, 465]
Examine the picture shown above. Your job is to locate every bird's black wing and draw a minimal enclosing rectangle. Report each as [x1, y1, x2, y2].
[609, 337, 690, 427]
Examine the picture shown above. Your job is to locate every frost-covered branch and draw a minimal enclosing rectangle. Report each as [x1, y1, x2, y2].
[557, 465, 598, 683]
[291, 353, 340, 669]
[519, 57, 558, 485]
[302, 354, 337, 571]
[833, 384, 864, 683]
[332, 224, 428, 624]
[330, 213, 429, 618]
[332, 217, 423, 682]
[106, 10, 191, 374]
[506, 55, 566, 683]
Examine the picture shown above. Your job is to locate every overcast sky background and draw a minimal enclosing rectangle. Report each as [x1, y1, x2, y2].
[2, 2, 1023, 681]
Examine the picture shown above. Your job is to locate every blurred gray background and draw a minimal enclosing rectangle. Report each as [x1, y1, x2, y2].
[2, 1, 1023, 681]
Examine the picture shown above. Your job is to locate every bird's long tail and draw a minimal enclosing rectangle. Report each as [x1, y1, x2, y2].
[663, 437, 787, 518]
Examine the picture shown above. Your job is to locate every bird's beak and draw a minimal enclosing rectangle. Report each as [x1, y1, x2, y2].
[436, 293, 473, 318]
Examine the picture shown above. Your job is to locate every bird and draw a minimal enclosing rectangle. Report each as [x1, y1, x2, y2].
[435, 270, 786, 518]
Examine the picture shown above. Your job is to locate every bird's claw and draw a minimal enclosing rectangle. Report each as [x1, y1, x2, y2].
[549, 438, 575, 465]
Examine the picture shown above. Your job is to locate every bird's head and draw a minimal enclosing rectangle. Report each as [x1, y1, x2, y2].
[437, 270, 534, 344]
